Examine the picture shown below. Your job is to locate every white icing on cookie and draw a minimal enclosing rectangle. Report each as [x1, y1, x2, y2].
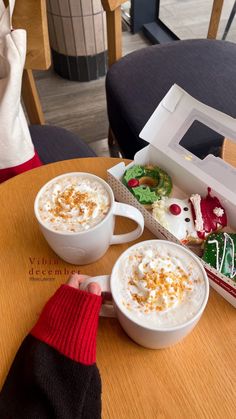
[190, 194, 204, 232]
[208, 232, 236, 279]
[213, 207, 224, 217]
[152, 197, 197, 242]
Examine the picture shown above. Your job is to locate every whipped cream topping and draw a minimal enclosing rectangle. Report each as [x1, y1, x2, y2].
[38, 175, 110, 232]
[116, 243, 206, 328]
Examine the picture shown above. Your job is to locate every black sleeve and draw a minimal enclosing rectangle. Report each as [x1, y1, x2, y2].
[0, 285, 102, 419]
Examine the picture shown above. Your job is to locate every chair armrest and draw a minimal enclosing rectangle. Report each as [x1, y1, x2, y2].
[102, 0, 127, 12]
[12, 0, 50, 125]
[101, 0, 127, 66]
[13, 0, 51, 70]
[207, 0, 224, 39]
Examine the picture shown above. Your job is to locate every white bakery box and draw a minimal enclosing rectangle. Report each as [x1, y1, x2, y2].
[107, 84, 236, 308]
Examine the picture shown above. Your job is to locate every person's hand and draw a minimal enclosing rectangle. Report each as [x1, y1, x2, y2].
[67, 273, 101, 296]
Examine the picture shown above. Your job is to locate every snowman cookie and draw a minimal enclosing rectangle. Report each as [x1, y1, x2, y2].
[152, 188, 227, 244]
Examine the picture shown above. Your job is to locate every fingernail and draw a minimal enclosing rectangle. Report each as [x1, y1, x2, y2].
[87, 282, 101, 296]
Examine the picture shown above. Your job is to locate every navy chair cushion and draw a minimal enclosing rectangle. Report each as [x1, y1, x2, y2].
[30, 125, 96, 164]
[106, 39, 236, 159]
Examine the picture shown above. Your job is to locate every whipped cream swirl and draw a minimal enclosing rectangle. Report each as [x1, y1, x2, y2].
[116, 243, 206, 328]
[38, 175, 110, 232]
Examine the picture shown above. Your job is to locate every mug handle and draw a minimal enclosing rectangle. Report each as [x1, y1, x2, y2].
[110, 202, 144, 245]
[79, 275, 116, 318]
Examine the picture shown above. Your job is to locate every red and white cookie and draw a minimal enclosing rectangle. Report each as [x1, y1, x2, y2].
[152, 188, 227, 244]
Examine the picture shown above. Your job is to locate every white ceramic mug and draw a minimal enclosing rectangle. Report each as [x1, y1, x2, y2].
[80, 240, 209, 349]
[34, 172, 144, 265]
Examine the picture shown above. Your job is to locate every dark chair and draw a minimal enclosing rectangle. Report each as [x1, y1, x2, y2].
[30, 125, 96, 164]
[102, 1, 234, 159]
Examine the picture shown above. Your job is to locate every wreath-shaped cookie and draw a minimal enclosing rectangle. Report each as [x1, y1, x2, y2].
[123, 164, 172, 206]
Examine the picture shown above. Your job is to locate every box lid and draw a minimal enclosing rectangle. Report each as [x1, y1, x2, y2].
[139, 84, 236, 197]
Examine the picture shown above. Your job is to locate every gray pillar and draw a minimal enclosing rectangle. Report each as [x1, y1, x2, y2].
[47, 0, 107, 81]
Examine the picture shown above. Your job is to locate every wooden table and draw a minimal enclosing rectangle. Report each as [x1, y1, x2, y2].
[0, 157, 235, 418]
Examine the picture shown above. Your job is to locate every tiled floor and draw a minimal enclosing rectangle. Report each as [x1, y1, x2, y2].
[35, 30, 149, 156]
[36, 1, 236, 157]
[160, 0, 236, 41]
[122, 0, 236, 41]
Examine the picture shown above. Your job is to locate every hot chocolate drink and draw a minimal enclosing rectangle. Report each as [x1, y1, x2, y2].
[38, 174, 111, 232]
[115, 242, 206, 328]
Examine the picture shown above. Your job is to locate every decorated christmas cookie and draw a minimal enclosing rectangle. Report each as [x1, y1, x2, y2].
[203, 232, 236, 280]
[123, 164, 172, 206]
[152, 188, 227, 244]
[152, 197, 196, 242]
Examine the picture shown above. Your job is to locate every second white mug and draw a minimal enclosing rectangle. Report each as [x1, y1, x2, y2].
[80, 240, 209, 349]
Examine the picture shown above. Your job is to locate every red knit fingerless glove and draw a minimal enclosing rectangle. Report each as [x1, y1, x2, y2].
[31, 285, 102, 365]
